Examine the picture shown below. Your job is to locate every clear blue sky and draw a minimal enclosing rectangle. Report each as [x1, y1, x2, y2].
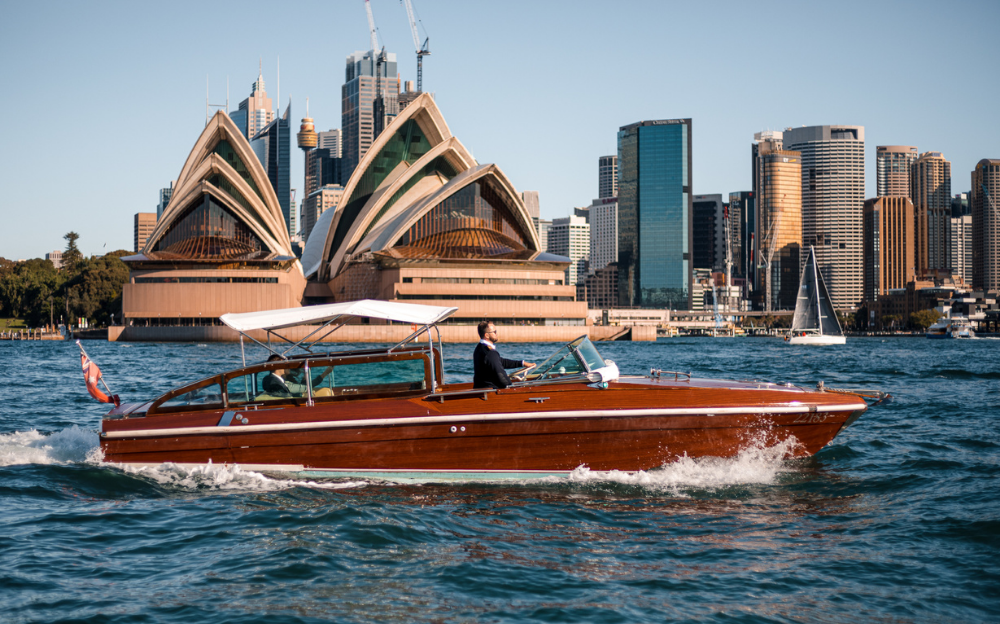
[2, 0, 998, 260]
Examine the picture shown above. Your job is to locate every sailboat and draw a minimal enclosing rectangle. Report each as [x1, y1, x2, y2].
[787, 246, 846, 345]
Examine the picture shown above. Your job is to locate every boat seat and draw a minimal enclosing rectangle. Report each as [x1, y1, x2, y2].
[314, 388, 334, 397]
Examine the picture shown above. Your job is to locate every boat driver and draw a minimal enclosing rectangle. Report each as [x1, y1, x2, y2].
[473, 321, 534, 389]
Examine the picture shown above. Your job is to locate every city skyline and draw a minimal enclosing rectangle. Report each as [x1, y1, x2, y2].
[2, 0, 999, 260]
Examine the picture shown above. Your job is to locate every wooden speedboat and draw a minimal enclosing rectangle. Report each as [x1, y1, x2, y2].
[100, 301, 888, 481]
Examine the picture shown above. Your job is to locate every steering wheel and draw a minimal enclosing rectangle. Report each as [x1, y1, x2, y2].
[509, 364, 536, 382]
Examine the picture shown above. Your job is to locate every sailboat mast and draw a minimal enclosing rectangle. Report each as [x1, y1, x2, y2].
[812, 250, 823, 336]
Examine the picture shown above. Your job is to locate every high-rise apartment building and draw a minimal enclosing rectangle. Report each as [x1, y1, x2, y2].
[251, 104, 292, 237]
[598, 155, 617, 199]
[617, 119, 692, 309]
[588, 197, 618, 274]
[342, 50, 399, 179]
[232, 65, 275, 141]
[728, 191, 753, 283]
[949, 214, 972, 285]
[134, 212, 156, 253]
[910, 151, 951, 274]
[876, 146, 918, 197]
[755, 146, 803, 310]
[783, 125, 865, 308]
[863, 196, 915, 302]
[549, 215, 590, 286]
[971, 159, 1000, 291]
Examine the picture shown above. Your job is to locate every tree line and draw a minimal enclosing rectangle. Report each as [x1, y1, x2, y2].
[0, 232, 130, 328]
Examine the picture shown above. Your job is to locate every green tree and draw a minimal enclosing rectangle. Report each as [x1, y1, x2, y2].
[62, 231, 83, 271]
[60, 252, 130, 326]
[909, 308, 942, 330]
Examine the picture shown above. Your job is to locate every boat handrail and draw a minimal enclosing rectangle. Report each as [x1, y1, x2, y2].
[650, 369, 691, 380]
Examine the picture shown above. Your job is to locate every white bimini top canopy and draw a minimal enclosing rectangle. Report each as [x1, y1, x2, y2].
[220, 300, 459, 333]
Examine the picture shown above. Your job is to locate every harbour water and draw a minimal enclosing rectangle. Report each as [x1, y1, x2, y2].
[1, 336, 998, 623]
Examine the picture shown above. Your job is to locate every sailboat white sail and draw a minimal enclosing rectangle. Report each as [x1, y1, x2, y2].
[787, 246, 846, 345]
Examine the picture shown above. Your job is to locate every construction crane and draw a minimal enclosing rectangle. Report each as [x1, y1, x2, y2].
[364, 0, 379, 54]
[401, 0, 430, 92]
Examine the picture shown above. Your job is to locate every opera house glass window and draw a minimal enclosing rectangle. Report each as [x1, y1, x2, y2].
[153, 195, 269, 260]
[360, 156, 460, 242]
[213, 140, 264, 203]
[395, 179, 531, 259]
[331, 120, 432, 257]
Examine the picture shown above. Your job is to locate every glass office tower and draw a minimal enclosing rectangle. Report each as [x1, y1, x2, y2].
[617, 119, 692, 309]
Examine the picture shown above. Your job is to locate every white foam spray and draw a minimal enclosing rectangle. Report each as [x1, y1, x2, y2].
[120, 461, 366, 492]
[0, 427, 365, 493]
[0, 426, 101, 466]
[560, 436, 803, 493]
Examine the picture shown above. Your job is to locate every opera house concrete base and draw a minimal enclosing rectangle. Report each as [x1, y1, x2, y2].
[108, 323, 655, 343]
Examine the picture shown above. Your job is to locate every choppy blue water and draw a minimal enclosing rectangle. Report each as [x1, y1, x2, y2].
[1, 336, 998, 623]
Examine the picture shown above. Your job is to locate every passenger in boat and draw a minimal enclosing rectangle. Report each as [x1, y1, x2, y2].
[262, 355, 307, 397]
[473, 322, 534, 389]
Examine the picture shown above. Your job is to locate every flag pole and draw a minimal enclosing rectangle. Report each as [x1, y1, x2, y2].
[76, 339, 115, 397]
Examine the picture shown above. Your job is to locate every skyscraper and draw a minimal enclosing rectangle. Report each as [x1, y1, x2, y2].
[549, 215, 590, 286]
[521, 191, 540, 220]
[342, 50, 399, 179]
[876, 146, 918, 197]
[156, 181, 175, 220]
[911, 151, 951, 274]
[234, 64, 275, 141]
[950, 214, 972, 285]
[692, 194, 725, 272]
[783, 125, 865, 308]
[863, 196, 915, 301]
[134, 212, 156, 253]
[588, 196, 618, 274]
[971, 159, 1000, 291]
[755, 145, 803, 310]
[251, 104, 292, 237]
[617, 119, 692, 309]
[318, 129, 342, 155]
[728, 191, 754, 283]
[598, 155, 617, 199]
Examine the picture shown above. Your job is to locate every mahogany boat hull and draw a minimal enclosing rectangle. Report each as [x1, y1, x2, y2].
[101, 379, 868, 480]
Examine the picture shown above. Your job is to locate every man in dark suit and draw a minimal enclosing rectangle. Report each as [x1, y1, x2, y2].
[473, 321, 534, 389]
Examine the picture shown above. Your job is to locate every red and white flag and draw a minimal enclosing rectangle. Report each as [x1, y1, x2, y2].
[78, 344, 119, 406]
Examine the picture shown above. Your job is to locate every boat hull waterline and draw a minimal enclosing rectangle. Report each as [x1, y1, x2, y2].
[102, 381, 866, 480]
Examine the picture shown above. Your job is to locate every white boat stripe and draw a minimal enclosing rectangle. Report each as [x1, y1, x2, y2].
[103, 404, 866, 440]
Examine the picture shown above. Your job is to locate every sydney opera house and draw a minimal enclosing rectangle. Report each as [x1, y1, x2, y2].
[116, 95, 593, 341]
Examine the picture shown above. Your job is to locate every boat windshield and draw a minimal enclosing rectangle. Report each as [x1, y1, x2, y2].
[527, 336, 607, 381]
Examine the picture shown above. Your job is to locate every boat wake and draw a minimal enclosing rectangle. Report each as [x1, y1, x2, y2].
[560, 437, 802, 492]
[0, 427, 365, 493]
[0, 426, 101, 467]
